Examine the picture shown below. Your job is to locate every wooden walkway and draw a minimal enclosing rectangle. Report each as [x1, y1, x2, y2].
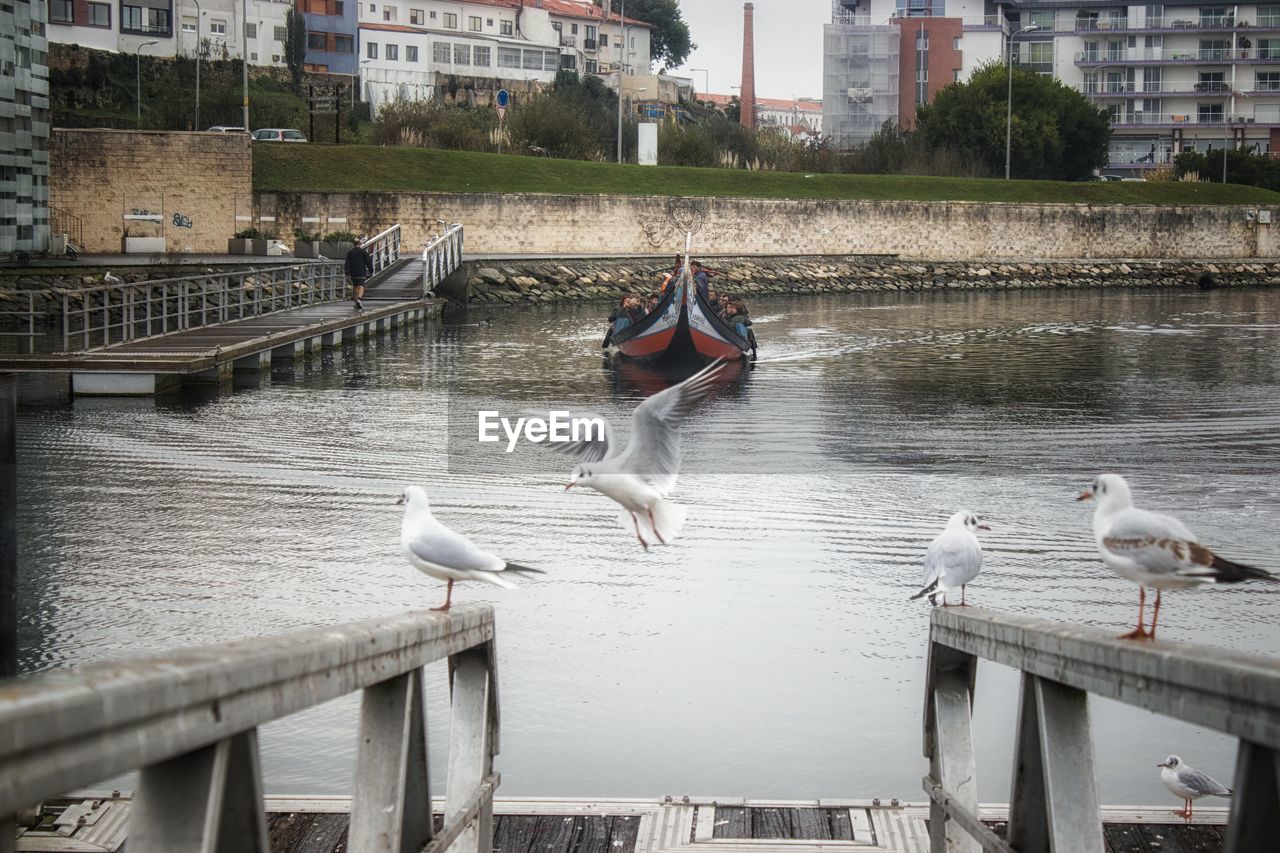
[18, 795, 1229, 853]
[0, 260, 439, 394]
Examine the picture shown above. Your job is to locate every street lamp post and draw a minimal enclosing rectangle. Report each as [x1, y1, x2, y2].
[241, 0, 249, 130]
[1005, 24, 1039, 180]
[135, 39, 159, 129]
[689, 67, 709, 97]
[615, 0, 626, 163]
[192, 0, 201, 130]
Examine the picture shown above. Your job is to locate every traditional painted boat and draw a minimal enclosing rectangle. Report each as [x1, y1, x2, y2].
[609, 266, 751, 364]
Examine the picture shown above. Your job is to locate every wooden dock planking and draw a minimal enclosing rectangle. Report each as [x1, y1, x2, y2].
[1102, 822, 1225, 853]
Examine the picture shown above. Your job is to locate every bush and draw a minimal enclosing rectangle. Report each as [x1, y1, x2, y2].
[294, 227, 323, 242]
[322, 230, 358, 243]
[374, 100, 496, 151]
[233, 227, 276, 239]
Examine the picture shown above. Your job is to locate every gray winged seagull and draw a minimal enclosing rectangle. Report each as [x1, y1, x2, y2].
[1158, 755, 1232, 820]
[1077, 473, 1278, 639]
[397, 485, 544, 611]
[910, 510, 989, 606]
[546, 358, 731, 550]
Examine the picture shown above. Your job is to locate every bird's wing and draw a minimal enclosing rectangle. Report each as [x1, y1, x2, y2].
[406, 520, 507, 573]
[529, 410, 615, 462]
[1178, 768, 1231, 797]
[924, 531, 983, 588]
[1101, 507, 1213, 578]
[617, 359, 728, 494]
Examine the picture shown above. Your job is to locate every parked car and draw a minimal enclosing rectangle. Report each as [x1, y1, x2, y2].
[251, 128, 307, 142]
[207, 125, 247, 133]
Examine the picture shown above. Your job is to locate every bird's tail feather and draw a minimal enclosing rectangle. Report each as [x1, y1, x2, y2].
[1197, 548, 1279, 584]
[910, 580, 939, 601]
[504, 562, 546, 575]
[478, 571, 518, 589]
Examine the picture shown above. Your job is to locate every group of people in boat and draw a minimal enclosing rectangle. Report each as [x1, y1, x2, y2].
[601, 258, 758, 354]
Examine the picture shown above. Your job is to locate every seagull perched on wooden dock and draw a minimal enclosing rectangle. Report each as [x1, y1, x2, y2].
[397, 485, 544, 611]
[1158, 755, 1232, 820]
[910, 511, 989, 606]
[1077, 473, 1278, 639]
[547, 359, 732, 550]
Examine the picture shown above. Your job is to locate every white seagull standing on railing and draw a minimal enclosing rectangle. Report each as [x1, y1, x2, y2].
[910, 511, 989, 606]
[545, 359, 732, 550]
[397, 485, 544, 611]
[1158, 755, 1232, 820]
[1077, 473, 1278, 639]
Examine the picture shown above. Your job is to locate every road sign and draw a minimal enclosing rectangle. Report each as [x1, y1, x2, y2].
[496, 88, 510, 108]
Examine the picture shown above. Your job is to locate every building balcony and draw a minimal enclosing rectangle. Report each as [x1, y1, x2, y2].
[1076, 48, 1280, 65]
[559, 35, 576, 47]
[582, 37, 596, 51]
[1082, 82, 1234, 97]
[121, 24, 173, 37]
[1107, 111, 1279, 127]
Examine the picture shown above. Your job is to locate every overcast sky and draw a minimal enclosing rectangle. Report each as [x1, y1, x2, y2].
[668, 0, 832, 101]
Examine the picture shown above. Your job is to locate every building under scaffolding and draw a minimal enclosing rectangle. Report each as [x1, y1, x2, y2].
[822, 1, 900, 150]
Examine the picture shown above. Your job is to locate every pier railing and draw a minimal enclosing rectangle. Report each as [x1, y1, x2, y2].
[61, 262, 346, 351]
[922, 607, 1279, 853]
[367, 223, 403, 276]
[0, 605, 500, 853]
[422, 223, 465, 295]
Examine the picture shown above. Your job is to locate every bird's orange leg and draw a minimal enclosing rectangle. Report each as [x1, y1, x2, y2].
[631, 513, 649, 551]
[1150, 589, 1163, 639]
[431, 579, 454, 612]
[648, 508, 667, 545]
[1117, 587, 1150, 639]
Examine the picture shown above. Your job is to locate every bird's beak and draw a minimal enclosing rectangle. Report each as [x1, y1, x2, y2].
[564, 482, 575, 491]
[395, 495, 405, 506]
[1076, 489, 1094, 502]
[978, 523, 992, 531]
[1157, 762, 1169, 768]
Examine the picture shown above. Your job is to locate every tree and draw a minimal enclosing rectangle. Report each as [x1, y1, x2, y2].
[1175, 147, 1280, 190]
[284, 8, 307, 92]
[915, 62, 1110, 181]
[597, 0, 694, 69]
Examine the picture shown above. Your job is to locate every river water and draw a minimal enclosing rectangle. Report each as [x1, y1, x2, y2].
[14, 286, 1280, 806]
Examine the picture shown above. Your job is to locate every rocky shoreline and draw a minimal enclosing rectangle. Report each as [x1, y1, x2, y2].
[464, 257, 1280, 304]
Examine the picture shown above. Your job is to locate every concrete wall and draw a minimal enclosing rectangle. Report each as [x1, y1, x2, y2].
[50, 128, 252, 253]
[257, 191, 1280, 260]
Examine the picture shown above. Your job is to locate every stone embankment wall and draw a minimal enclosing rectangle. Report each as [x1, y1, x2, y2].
[50, 129, 252, 253]
[460, 257, 1280, 305]
[260, 192, 1280, 259]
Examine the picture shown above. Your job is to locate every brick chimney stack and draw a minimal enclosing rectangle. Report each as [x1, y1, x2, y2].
[740, 3, 756, 129]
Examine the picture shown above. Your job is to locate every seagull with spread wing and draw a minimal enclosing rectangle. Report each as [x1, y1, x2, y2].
[545, 359, 731, 550]
[397, 485, 544, 611]
[1077, 473, 1278, 639]
[910, 510, 989, 606]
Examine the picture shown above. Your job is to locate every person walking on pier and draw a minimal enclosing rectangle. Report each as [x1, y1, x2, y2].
[345, 237, 372, 311]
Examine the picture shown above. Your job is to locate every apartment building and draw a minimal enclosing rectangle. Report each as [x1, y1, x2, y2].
[301, 0, 358, 73]
[2, 0, 51, 254]
[356, 0, 650, 109]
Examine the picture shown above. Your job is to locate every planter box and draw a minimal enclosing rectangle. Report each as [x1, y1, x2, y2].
[320, 241, 354, 260]
[294, 241, 323, 259]
[124, 236, 166, 254]
[228, 238, 252, 255]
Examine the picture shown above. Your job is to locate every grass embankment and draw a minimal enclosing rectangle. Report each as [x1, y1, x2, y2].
[254, 143, 1280, 204]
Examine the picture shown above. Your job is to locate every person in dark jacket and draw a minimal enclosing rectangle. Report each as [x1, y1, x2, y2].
[690, 260, 710, 302]
[344, 238, 373, 310]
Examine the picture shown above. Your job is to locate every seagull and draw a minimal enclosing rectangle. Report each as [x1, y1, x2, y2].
[910, 511, 989, 606]
[397, 485, 544, 611]
[1077, 473, 1278, 639]
[547, 359, 731, 550]
[102, 271, 122, 283]
[1158, 755, 1232, 820]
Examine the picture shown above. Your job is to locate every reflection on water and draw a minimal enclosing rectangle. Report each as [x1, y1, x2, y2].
[15, 287, 1280, 805]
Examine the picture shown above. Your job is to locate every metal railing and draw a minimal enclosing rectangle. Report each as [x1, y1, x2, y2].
[0, 605, 500, 853]
[922, 607, 1279, 853]
[422, 223, 465, 296]
[48, 205, 84, 250]
[366, 222, 403, 275]
[0, 292, 47, 354]
[61, 262, 345, 352]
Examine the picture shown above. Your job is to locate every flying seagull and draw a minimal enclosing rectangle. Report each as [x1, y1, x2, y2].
[1078, 473, 1278, 639]
[1158, 755, 1232, 820]
[397, 485, 543, 611]
[910, 510, 989, 606]
[546, 359, 731, 550]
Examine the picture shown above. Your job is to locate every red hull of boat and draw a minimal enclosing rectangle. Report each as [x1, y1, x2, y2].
[612, 275, 749, 364]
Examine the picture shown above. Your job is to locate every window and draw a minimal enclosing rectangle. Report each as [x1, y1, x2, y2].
[599, 33, 607, 47]
[334, 34, 352, 52]
[274, 25, 286, 41]
[210, 19, 226, 35]
[953, 36, 960, 49]
[181, 16, 196, 32]
[1200, 38, 1228, 60]
[429, 10, 435, 18]
[1198, 70, 1225, 92]
[410, 8, 422, 24]
[434, 42, 450, 62]
[1262, 6, 1280, 26]
[570, 23, 578, 34]
[334, 1, 344, 14]
[250, 51, 258, 60]
[560, 53, 576, 70]
[1260, 38, 1280, 59]
[584, 58, 597, 72]
[443, 12, 456, 28]
[245, 22, 256, 38]
[1198, 102, 1224, 122]
[1199, 6, 1229, 26]
[386, 43, 398, 59]
[88, 2, 109, 25]
[469, 15, 481, 31]
[367, 41, 377, 58]
[122, 4, 169, 33]
[953, 69, 960, 81]
[308, 32, 327, 49]
[500, 19, 512, 35]
[1258, 71, 1280, 90]
[916, 33, 929, 49]
[486, 18, 493, 26]
[454, 44, 468, 64]
[522, 48, 541, 69]
[1027, 41, 1054, 65]
[473, 45, 490, 66]
[1028, 9, 1054, 29]
[406, 44, 418, 61]
[368, 3, 374, 10]
[543, 49, 558, 70]
[50, 0, 71, 23]
[497, 46, 520, 67]
[1143, 66, 1161, 91]
[383, 6, 395, 20]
